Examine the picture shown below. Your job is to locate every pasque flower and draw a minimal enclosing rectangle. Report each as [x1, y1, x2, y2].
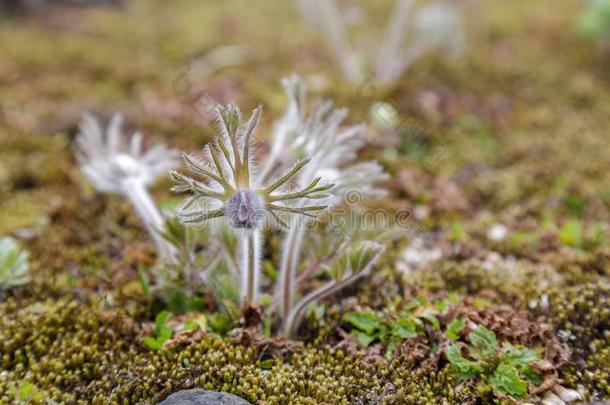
[75, 113, 179, 263]
[171, 104, 334, 301]
[258, 76, 388, 332]
[74, 79, 387, 337]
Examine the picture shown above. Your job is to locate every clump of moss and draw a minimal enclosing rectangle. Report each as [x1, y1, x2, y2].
[0, 297, 490, 404]
[544, 281, 609, 348]
[543, 281, 610, 398]
[412, 258, 559, 309]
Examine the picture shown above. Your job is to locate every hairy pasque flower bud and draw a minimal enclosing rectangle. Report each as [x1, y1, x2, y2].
[226, 190, 266, 229]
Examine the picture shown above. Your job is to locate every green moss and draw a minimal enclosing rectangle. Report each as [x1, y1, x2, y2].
[545, 281, 610, 397]
[0, 298, 478, 404]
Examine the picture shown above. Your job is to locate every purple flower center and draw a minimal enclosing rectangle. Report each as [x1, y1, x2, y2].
[226, 189, 265, 229]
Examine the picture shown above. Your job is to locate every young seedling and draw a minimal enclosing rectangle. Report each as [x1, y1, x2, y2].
[143, 310, 173, 351]
[445, 326, 542, 399]
[343, 296, 440, 358]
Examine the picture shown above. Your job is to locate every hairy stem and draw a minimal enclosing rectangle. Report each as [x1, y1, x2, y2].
[122, 178, 177, 264]
[283, 243, 384, 336]
[275, 158, 320, 324]
[282, 278, 338, 338]
[283, 271, 361, 337]
[278, 221, 305, 317]
[240, 229, 261, 302]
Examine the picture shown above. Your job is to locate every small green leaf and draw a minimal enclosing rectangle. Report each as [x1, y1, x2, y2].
[143, 336, 162, 351]
[182, 314, 207, 332]
[435, 293, 460, 312]
[469, 327, 497, 357]
[420, 312, 440, 330]
[393, 317, 418, 339]
[385, 337, 399, 359]
[435, 300, 449, 313]
[155, 221, 184, 249]
[353, 331, 377, 347]
[519, 365, 542, 386]
[504, 346, 542, 386]
[445, 344, 483, 381]
[155, 311, 172, 336]
[260, 359, 275, 370]
[504, 346, 540, 367]
[489, 362, 529, 399]
[218, 104, 240, 137]
[332, 241, 384, 278]
[445, 318, 465, 341]
[343, 311, 380, 335]
[183, 319, 199, 331]
[143, 311, 174, 352]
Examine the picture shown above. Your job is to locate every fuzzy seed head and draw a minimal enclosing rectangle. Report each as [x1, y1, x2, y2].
[225, 190, 266, 229]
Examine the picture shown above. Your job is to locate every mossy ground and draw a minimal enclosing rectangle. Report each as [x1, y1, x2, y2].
[0, 0, 609, 403]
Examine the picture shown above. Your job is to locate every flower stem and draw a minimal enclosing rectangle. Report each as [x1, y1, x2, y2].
[278, 220, 305, 317]
[240, 229, 261, 302]
[122, 178, 177, 264]
[283, 282, 331, 337]
[283, 272, 356, 337]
